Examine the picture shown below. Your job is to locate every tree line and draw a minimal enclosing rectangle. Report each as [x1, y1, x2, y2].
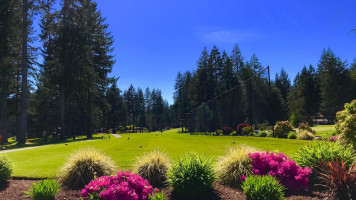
[173, 44, 356, 132]
[0, 0, 173, 144]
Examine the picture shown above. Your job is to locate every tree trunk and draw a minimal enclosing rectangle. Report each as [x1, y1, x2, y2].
[19, 0, 28, 144]
[1, 75, 8, 144]
[60, 91, 65, 139]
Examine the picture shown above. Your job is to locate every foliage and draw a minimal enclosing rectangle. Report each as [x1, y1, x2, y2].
[336, 99, 356, 148]
[242, 175, 284, 200]
[223, 127, 233, 135]
[328, 135, 339, 142]
[237, 123, 251, 135]
[242, 126, 254, 136]
[215, 145, 259, 187]
[298, 122, 316, 135]
[149, 192, 166, 200]
[297, 130, 315, 140]
[81, 171, 156, 200]
[288, 131, 297, 139]
[229, 131, 237, 136]
[215, 129, 223, 136]
[168, 153, 215, 197]
[316, 160, 356, 200]
[294, 142, 356, 172]
[257, 131, 267, 137]
[25, 179, 60, 200]
[58, 148, 117, 189]
[249, 151, 311, 193]
[0, 154, 12, 181]
[134, 150, 170, 187]
[274, 121, 293, 138]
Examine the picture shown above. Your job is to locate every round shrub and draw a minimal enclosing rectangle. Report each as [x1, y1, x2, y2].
[25, 179, 60, 200]
[237, 123, 251, 135]
[249, 151, 311, 193]
[298, 122, 316, 135]
[257, 131, 267, 137]
[215, 145, 259, 188]
[168, 153, 215, 198]
[274, 121, 293, 138]
[288, 131, 297, 139]
[81, 171, 156, 200]
[215, 129, 223, 136]
[0, 154, 13, 181]
[297, 130, 315, 140]
[134, 150, 170, 187]
[223, 127, 233, 135]
[294, 142, 356, 173]
[242, 175, 284, 200]
[335, 100, 356, 148]
[242, 126, 254, 136]
[58, 148, 117, 189]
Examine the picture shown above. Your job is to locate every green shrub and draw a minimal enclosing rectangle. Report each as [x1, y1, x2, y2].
[168, 153, 215, 198]
[257, 131, 267, 137]
[336, 100, 356, 148]
[242, 175, 284, 200]
[294, 142, 356, 183]
[267, 131, 273, 137]
[297, 130, 315, 140]
[25, 179, 60, 200]
[274, 121, 293, 138]
[0, 154, 13, 181]
[215, 130, 223, 136]
[288, 131, 297, 139]
[58, 148, 117, 189]
[216, 145, 259, 188]
[134, 150, 170, 187]
[298, 122, 316, 135]
[242, 126, 254, 136]
[149, 192, 166, 200]
[229, 131, 237, 136]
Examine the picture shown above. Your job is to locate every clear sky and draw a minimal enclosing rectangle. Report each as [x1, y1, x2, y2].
[38, 0, 356, 104]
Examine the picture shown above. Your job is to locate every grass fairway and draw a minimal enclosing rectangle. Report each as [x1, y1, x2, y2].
[5, 129, 313, 178]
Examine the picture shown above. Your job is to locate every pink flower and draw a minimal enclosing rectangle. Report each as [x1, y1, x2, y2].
[240, 174, 246, 182]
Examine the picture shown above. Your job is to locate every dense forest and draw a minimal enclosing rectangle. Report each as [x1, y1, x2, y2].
[1, 0, 355, 144]
[173, 44, 356, 132]
[0, 0, 173, 145]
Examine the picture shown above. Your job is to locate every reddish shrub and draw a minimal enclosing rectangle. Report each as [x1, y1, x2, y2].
[223, 127, 233, 135]
[237, 123, 251, 135]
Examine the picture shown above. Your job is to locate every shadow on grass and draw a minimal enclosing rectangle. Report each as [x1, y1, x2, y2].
[0, 134, 108, 151]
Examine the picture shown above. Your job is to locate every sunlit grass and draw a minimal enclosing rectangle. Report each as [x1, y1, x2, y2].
[4, 129, 313, 178]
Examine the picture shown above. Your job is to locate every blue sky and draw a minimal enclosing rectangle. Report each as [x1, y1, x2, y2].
[36, 0, 356, 104]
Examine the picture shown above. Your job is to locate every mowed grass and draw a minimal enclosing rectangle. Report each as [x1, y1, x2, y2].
[5, 129, 313, 178]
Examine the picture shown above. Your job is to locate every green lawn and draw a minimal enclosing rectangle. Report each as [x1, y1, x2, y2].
[4, 129, 313, 178]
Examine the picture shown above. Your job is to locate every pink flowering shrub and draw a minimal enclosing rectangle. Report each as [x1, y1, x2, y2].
[328, 135, 339, 142]
[236, 123, 251, 135]
[248, 151, 311, 193]
[81, 171, 156, 200]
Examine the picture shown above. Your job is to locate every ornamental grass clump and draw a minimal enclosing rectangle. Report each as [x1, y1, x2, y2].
[249, 151, 311, 193]
[242, 175, 284, 200]
[168, 153, 215, 198]
[134, 150, 170, 187]
[81, 171, 156, 200]
[215, 145, 259, 188]
[25, 179, 60, 200]
[0, 154, 13, 181]
[316, 160, 356, 200]
[297, 130, 315, 140]
[274, 121, 293, 138]
[58, 148, 117, 189]
[298, 122, 316, 135]
[294, 142, 355, 184]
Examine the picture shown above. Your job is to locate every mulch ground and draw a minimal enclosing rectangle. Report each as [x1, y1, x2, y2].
[0, 179, 332, 200]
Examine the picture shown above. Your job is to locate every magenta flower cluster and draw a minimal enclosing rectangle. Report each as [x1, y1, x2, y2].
[328, 135, 339, 142]
[249, 151, 312, 193]
[81, 171, 156, 200]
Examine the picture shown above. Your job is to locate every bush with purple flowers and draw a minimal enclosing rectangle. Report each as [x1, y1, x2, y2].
[81, 171, 156, 200]
[248, 151, 311, 193]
